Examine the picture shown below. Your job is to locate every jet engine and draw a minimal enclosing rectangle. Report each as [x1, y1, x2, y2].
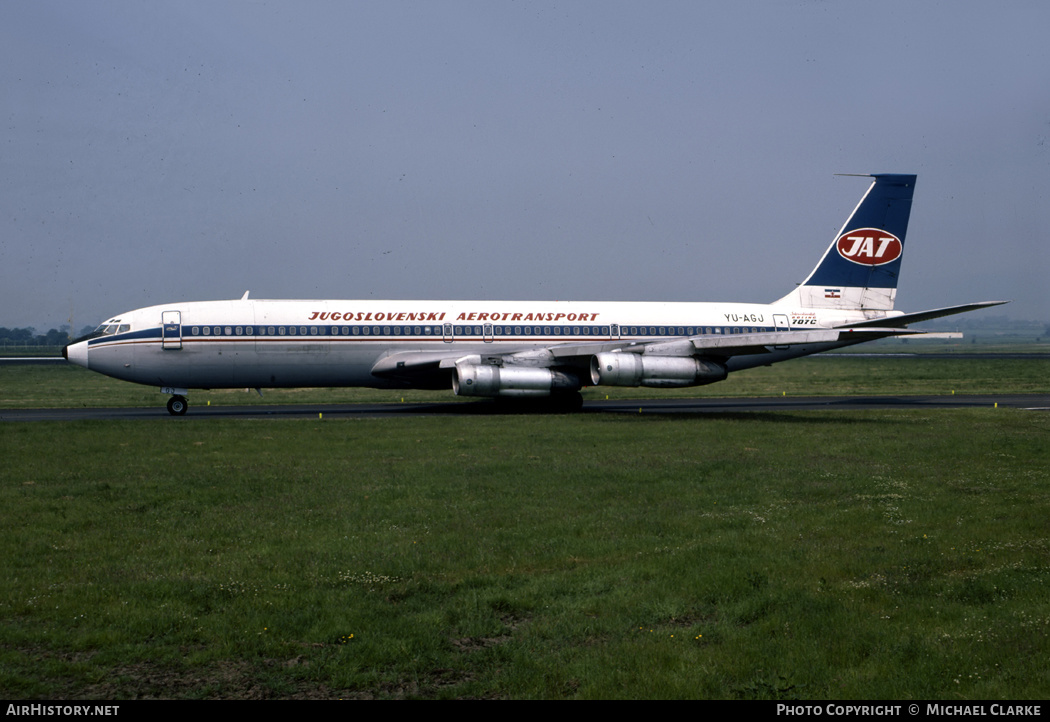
[453, 363, 582, 397]
[590, 352, 727, 388]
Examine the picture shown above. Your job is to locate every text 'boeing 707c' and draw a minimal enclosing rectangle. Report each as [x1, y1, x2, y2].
[63, 174, 1006, 415]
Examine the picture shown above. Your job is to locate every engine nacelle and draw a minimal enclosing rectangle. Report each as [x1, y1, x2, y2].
[590, 352, 727, 388]
[453, 363, 582, 397]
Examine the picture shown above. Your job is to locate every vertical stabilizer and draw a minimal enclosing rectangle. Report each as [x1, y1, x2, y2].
[777, 174, 916, 311]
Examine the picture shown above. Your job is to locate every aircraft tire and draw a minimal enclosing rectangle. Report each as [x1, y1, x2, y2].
[167, 395, 189, 416]
[552, 391, 585, 412]
[494, 391, 584, 413]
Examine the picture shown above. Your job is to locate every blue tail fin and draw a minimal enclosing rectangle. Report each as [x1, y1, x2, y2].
[777, 174, 917, 311]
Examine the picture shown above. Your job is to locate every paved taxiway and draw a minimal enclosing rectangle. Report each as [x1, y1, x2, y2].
[3, 394, 1048, 422]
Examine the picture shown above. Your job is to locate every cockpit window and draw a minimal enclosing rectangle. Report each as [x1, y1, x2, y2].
[93, 321, 130, 336]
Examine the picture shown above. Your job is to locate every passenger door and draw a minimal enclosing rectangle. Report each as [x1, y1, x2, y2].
[161, 310, 182, 350]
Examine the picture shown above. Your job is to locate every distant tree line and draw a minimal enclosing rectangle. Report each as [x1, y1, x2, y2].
[0, 326, 95, 348]
[931, 315, 1045, 331]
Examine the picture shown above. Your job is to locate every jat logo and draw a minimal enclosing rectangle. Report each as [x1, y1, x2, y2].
[836, 229, 902, 266]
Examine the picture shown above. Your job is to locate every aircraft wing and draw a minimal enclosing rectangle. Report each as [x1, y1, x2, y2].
[369, 326, 920, 387]
[369, 343, 635, 386]
[369, 350, 469, 388]
[547, 327, 920, 362]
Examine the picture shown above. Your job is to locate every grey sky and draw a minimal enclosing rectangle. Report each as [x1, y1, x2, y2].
[3, 1, 1048, 331]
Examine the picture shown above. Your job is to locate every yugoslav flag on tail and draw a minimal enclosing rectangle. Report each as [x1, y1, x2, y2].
[777, 173, 916, 311]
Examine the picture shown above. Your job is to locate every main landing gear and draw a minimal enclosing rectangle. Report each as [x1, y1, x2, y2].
[493, 390, 585, 413]
[166, 395, 189, 416]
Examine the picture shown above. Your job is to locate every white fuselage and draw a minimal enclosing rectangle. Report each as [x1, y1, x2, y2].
[66, 298, 889, 391]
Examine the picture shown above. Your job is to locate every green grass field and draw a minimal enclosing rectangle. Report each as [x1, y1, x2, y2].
[1, 360, 1048, 699]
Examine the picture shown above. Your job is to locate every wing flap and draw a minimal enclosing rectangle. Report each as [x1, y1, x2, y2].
[371, 351, 458, 377]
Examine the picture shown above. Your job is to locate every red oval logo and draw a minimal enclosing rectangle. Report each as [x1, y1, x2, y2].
[836, 229, 902, 266]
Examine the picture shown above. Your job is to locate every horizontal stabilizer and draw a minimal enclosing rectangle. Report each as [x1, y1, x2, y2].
[839, 300, 1009, 329]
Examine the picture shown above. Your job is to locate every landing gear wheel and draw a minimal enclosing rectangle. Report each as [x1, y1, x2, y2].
[551, 391, 585, 413]
[166, 395, 188, 416]
[493, 391, 584, 414]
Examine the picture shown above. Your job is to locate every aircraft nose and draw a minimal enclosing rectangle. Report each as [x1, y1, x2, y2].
[64, 340, 89, 368]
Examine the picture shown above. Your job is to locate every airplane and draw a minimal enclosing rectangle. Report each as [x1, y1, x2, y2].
[63, 173, 1006, 415]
